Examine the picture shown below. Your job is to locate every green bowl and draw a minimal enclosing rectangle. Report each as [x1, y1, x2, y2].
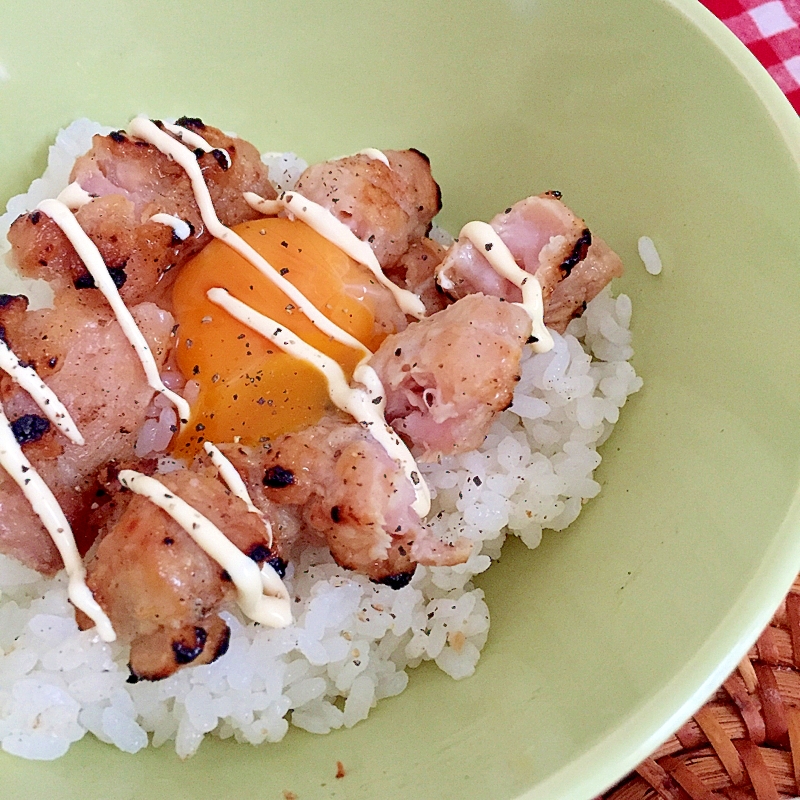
[2, 1, 800, 797]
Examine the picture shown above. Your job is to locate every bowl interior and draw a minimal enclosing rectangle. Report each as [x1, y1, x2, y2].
[1, 1, 800, 798]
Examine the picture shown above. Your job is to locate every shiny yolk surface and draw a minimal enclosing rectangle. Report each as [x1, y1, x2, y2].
[171, 217, 387, 454]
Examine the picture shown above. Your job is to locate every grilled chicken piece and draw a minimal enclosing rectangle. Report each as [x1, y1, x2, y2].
[8, 118, 276, 307]
[436, 193, 622, 333]
[79, 468, 280, 681]
[0, 290, 174, 572]
[295, 149, 441, 271]
[223, 417, 470, 585]
[369, 293, 531, 461]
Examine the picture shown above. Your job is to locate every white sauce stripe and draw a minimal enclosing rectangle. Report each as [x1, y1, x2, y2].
[150, 213, 192, 241]
[0, 340, 84, 445]
[330, 148, 391, 168]
[117, 470, 291, 628]
[245, 196, 282, 216]
[638, 235, 663, 275]
[56, 181, 94, 211]
[0, 404, 115, 641]
[129, 117, 371, 361]
[458, 221, 554, 353]
[356, 148, 391, 167]
[244, 190, 426, 320]
[35, 199, 192, 426]
[203, 441, 273, 547]
[161, 121, 231, 169]
[207, 287, 431, 517]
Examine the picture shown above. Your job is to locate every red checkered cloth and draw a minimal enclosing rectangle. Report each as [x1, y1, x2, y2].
[701, 0, 800, 110]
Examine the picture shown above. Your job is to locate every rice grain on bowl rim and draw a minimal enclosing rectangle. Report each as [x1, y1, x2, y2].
[0, 119, 642, 760]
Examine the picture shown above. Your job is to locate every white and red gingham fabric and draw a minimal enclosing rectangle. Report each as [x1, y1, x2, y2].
[701, 0, 800, 111]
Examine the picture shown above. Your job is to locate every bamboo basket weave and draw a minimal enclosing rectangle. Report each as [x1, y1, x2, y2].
[602, 577, 800, 800]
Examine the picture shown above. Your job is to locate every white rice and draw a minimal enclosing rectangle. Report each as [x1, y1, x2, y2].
[638, 235, 662, 275]
[0, 120, 642, 760]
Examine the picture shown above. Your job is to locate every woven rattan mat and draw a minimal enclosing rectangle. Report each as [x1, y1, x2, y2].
[601, 576, 800, 800]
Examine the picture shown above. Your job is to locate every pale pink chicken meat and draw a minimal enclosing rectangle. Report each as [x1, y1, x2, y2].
[369, 293, 532, 462]
[0, 289, 174, 572]
[78, 467, 277, 681]
[8, 118, 276, 307]
[223, 417, 470, 584]
[436, 192, 622, 333]
[294, 149, 441, 271]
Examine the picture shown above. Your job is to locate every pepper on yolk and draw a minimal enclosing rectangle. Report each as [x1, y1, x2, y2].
[171, 217, 390, 454]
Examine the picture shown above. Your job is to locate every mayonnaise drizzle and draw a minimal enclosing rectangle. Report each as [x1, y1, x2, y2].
[207, 287, 431, 517]
[357, 148, 391, 167]
[330, 148, 391, 168]
[0, 403, 115, 640]
[161, 121, 232, 169]
[0, 340, 84, 445]
[117, 470, 291, 628]
[129, 117, 371, 360]
[56, 181, 94, 211]
[243, 190, 426, 319]
[203, 441, 273, 547]
[149, 213, 192, 241]
[447, 221, 554, 353]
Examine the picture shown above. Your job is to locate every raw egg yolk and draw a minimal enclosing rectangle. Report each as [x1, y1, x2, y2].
[171, 217, 389, 455]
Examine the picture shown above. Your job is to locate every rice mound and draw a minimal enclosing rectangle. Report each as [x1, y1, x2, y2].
[0, 121, 642, 760]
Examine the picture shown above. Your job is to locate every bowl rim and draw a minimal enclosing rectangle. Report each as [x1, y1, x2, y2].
[524, 2, 800, 796]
